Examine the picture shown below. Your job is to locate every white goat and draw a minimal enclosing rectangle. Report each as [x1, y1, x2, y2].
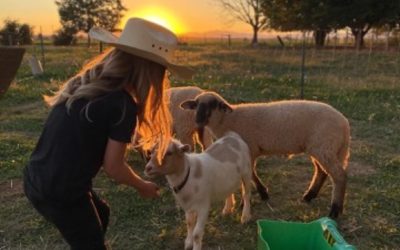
[144, 131, 252, 250]
[181, 91, 350, 218]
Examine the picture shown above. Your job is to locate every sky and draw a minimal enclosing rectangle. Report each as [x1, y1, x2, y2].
[0, 0, 256, 37]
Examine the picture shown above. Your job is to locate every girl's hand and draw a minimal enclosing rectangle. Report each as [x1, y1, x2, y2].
[137, 181, 160, 198]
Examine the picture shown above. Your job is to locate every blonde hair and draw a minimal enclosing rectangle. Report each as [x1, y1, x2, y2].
[45, 48, 172, 163]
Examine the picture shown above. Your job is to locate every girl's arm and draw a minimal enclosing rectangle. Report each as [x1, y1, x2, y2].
[102, 138, 159, 198]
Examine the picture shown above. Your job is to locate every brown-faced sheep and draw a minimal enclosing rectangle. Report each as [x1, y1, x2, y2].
[133, 86, 213, 157]
[167, 86, 213, 150]
[144, 131, 252, 250]
[181, 91, 350, 218]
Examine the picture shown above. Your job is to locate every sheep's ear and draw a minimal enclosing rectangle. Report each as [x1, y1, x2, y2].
[180, 100, 197, 110]
[179, 144, 191, 153]
[219, 102, 233, 113]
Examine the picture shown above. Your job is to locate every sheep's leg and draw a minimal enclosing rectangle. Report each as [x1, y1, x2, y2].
[192, 204, 210, 250]
[184, 211, 197, 250]
[222, 194, 236, 215]
[251, 159, 269, 201]
[204, 129, 214, 148]
[198, 128, 213, 150]
[240, 176, 252, 223]
[328, 169, 347, 219]
[317, 157, 347, 219]
[195, 127, 205, 151]
[175, 127, 196, 152]
[303, 157, 328, 202]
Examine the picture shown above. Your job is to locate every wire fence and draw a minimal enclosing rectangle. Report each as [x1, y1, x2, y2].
[4, 28, 399, 97]
[177, 29, 400, 93]
[181, 27, 400, 50]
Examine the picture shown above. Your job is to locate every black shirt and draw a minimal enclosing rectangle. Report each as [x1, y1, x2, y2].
[24, 90, 137, 203]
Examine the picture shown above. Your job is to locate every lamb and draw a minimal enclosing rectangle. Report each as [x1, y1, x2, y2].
[167, 86, 213, 150]
[134, 86, 213, 156]
[144, 131, 252, 250]
[181, 91, 350, 218]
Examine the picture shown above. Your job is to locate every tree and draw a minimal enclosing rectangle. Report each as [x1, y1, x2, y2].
[18, 24, 34, 45]
[262, 0, 335, 47]
[53, 27, 77, 46]
[0, 19, 34, 45]
[263, 0, 400, 49]
[331, 0, 400, 49]
[55, 0, 126, 46]
[216, 0, 267, 46]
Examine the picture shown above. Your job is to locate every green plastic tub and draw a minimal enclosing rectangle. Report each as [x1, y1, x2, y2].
[257, 217, 356, 250]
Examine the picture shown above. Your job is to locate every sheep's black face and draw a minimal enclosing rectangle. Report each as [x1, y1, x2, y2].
[181, 92, 233, 128]
[195, 99, 218, 128]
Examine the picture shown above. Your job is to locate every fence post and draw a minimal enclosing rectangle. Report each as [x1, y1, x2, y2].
[277, 35, 285, 47]
[39, 27, 45, 69]
[386, 30, 390, 51]
[300, 32, 306, 99]
[8, 34, 13, 46]
[99, 41, 103, 53]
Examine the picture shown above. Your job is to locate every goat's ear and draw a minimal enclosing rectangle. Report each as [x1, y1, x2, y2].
[219, 102, 233, 113]
[180, 100, 197, 110]
[179, 144, 191, 153]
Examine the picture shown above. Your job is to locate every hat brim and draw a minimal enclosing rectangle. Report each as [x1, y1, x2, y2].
[89, 27, 195, 80]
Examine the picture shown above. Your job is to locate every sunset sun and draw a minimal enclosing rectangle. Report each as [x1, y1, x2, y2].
[120, 6, 186, 35]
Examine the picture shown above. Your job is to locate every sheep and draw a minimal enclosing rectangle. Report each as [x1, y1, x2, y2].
[133, 86, 213, 157]
[167, 86, 213, 150]
[181, 91, 350, 219]
[144, 131, 252, 250]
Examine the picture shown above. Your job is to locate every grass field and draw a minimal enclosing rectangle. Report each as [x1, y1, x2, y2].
[0, 42, 399, 249]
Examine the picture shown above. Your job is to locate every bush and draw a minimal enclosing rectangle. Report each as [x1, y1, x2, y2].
[52, 28, 77, 46]
[0, 19, 34, 45]
[18, 24, 33, 45]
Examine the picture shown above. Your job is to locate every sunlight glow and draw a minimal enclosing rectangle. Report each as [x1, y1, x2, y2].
[120, 6, 186, 35]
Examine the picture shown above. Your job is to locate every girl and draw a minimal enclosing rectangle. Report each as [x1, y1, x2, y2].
[23, 18, 193, 249]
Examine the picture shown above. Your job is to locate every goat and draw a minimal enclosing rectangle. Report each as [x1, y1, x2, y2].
[144, 131, 252, 250]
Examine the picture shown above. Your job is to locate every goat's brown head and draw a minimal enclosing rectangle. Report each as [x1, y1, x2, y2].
[144, 139, 191, 178]
[180, 92, 233, 128]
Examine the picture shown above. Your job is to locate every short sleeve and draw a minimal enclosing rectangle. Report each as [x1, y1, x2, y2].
[108, 93, 137, 143]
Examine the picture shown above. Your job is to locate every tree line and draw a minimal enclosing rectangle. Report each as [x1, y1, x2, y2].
[218, 0, 400, 49]
[1, 0, 400, 48]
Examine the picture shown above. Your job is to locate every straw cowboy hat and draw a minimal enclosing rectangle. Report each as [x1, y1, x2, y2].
[89, 18, 194, 80]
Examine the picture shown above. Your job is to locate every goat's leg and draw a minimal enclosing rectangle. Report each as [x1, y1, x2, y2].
[251, 159, 269, 200]
[241, 175, 252, 223]
[303, 157, 328, 202]
[192, 204, 210, 250]
[317, 156, 347, 219]
[184, 211, 197, 250]
[222, 194, 236, 215]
